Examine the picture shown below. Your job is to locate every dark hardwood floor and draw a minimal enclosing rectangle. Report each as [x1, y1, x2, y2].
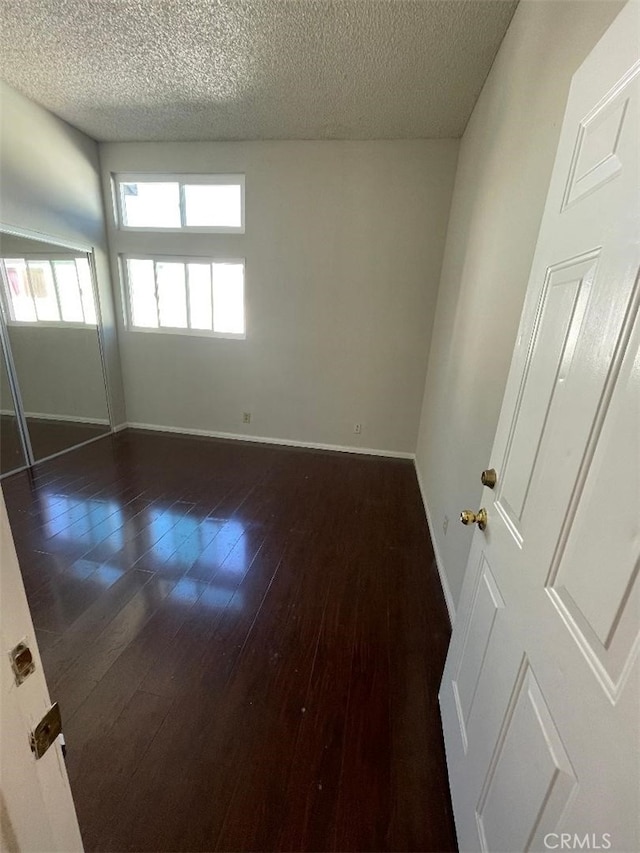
[1, 429, 457, 852]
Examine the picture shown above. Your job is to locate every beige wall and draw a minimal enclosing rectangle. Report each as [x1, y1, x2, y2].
[101, 140, 458, 454]
[0, 81, 126, 424]
[415, 0, 624, 616]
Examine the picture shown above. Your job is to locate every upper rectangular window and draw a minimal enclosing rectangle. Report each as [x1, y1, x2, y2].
[0, 256, 97, 326]
[114, 174, 245, 232]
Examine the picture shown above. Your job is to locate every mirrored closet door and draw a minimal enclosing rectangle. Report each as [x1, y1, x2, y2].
[0, 231, 112, 474]
[0, 338, 27, 475]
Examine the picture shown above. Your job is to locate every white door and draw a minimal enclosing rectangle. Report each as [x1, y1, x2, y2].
[439, 3, 640, 851]
[0, 491, 83, 852]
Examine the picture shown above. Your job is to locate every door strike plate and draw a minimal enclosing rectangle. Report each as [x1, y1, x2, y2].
[9, 640, 35, 685]
[30, 702, 62, 760]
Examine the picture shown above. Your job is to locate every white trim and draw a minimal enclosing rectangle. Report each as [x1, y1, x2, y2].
[123, 326, 245, 340]
[113, 422, 128, 433]
[123, 421, 414, 459]
[23, 412, 110, 426]
[122, 253, 246, 265]
[0, 409, 109, 426]
[118, 226, 244, 234]
[414, 459, 456, 625]
[6, 321, 98, 330]
[0, 222, 92, 253]
[3, 252, 86, 260]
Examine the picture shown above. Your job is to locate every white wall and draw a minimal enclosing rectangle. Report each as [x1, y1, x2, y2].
[101, 140, 458, 454]
[415, 0, 625, 617]
[0, 81, 126, 425]
[3, 326, 109, 422]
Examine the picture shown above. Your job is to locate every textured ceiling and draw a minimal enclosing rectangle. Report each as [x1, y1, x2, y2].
[0, 0, 517, 142]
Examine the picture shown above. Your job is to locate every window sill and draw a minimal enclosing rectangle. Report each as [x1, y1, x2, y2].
[6, 321, 98, 330]
[124, 326, 246, 340]
[118, 225, 245, 234]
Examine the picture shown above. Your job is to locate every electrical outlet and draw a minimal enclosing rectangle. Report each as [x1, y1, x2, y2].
[443, 515, 449, 536]
[242, 412, 251, 424]
[353, 423, 362, 435]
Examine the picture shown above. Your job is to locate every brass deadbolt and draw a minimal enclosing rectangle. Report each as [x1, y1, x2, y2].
[481, 468, 497, 489]
[460, 508, 488, 531]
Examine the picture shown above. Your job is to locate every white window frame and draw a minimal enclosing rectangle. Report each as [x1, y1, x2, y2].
[120, 254, 246, 340]
[0, 253, 98, 329]
[113, 173, 246, 233]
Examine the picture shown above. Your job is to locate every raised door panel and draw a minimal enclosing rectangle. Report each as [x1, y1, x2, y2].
[495, 253, 599, 545]
[562, 62, 638, 209]
[547, 300, 640, 700]
[476, 661, 576, 853]
[452, 555, 505, 752]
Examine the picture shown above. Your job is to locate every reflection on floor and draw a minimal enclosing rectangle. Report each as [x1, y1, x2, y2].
[2, 429, 456, 852]
[0, 414, 109, 473]
[26, 417, 110, 462]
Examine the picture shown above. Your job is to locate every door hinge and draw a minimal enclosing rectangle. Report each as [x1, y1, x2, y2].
[30, 702, 62, 760]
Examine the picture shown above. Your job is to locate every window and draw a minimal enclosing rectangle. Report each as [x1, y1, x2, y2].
[114, 174, 245, 232]
[0, 256, 97, 326]
[122, 257, 245, 337]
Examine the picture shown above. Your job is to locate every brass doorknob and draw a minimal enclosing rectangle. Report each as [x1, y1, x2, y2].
[460, 508, 488, 530]
[481, 468, 497, 489]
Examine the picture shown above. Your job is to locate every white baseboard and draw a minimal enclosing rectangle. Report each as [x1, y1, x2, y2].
[113, 423, 128, 433]
[414, 459, 456, 625]
[122, 421, 415, 460]
[1, 408, 109, 426]
[26, 411, 109, 426]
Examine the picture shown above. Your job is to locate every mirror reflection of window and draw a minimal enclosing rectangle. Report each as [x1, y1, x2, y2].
[4, 260, 35, 321]
[1, 257, 97, 326]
